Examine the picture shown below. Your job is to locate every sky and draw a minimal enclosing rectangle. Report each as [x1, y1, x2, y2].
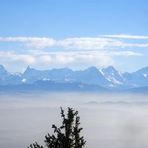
[0, 0, 148, 72]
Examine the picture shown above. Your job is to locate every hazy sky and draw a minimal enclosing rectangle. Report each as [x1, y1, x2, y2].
[0, 0, 148, 72]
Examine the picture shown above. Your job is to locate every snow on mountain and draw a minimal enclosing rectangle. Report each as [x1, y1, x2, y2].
[100, 66, 123, 87]
[22, 66, 49, 83]
[22, 66, 74, 83]
[0, 65, 147, 91]
[0, 65, 10, 77]
[70, 67, 110, 86]
[0, 65, 22, 85]
[123, 67, 148, 87]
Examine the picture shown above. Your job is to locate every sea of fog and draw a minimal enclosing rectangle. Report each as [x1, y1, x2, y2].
[0, 92, 148, 148]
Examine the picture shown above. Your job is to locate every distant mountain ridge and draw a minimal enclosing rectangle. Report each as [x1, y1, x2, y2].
[0, 65, 148, 92]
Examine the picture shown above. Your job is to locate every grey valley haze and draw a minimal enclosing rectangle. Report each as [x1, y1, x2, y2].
[1, 92, 148, 148]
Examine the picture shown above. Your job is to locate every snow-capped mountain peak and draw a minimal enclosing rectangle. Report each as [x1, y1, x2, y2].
[0, 65, 147, 90]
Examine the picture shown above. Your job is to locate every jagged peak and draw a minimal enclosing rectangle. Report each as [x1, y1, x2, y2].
[0, 65, 6, 70]
[0, 65, 8, 74]
[86, 66, 98, 72]
[101, 66, 119, 74]
[136, 66, 148, 73]
[104, 66, 116, 71]
[23, 66, 36, 74]
[26, 65, 32, 70]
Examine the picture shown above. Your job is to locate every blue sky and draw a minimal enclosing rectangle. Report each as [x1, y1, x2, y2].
[0, 0, 148, 72]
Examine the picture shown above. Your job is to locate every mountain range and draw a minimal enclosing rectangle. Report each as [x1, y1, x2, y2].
[0, 65, 148, 92]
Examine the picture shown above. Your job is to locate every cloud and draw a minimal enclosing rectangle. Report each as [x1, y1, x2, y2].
[0, 37, 56, 49]
[0, 35, 145, 72]
[101, 34, 148, 39]
[109, 51, 143, 57]
[57, 37, 123, 50]
[0, 51, 36, 64]
[43, 52, 114, 68]
[0, 50, 113, 69]
[0, 49, 143, 72]
[58, 37, 148, 49]
[0, 36, 148, 50]
[123, 43, 148, 48]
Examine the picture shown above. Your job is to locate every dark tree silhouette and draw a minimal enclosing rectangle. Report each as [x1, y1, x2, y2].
[28, 142, 44, 148]
[28, 107, 86, 148]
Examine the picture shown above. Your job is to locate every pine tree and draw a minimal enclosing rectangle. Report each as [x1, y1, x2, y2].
[28, 142, 44, 148]
[28, 107, 86, 148]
